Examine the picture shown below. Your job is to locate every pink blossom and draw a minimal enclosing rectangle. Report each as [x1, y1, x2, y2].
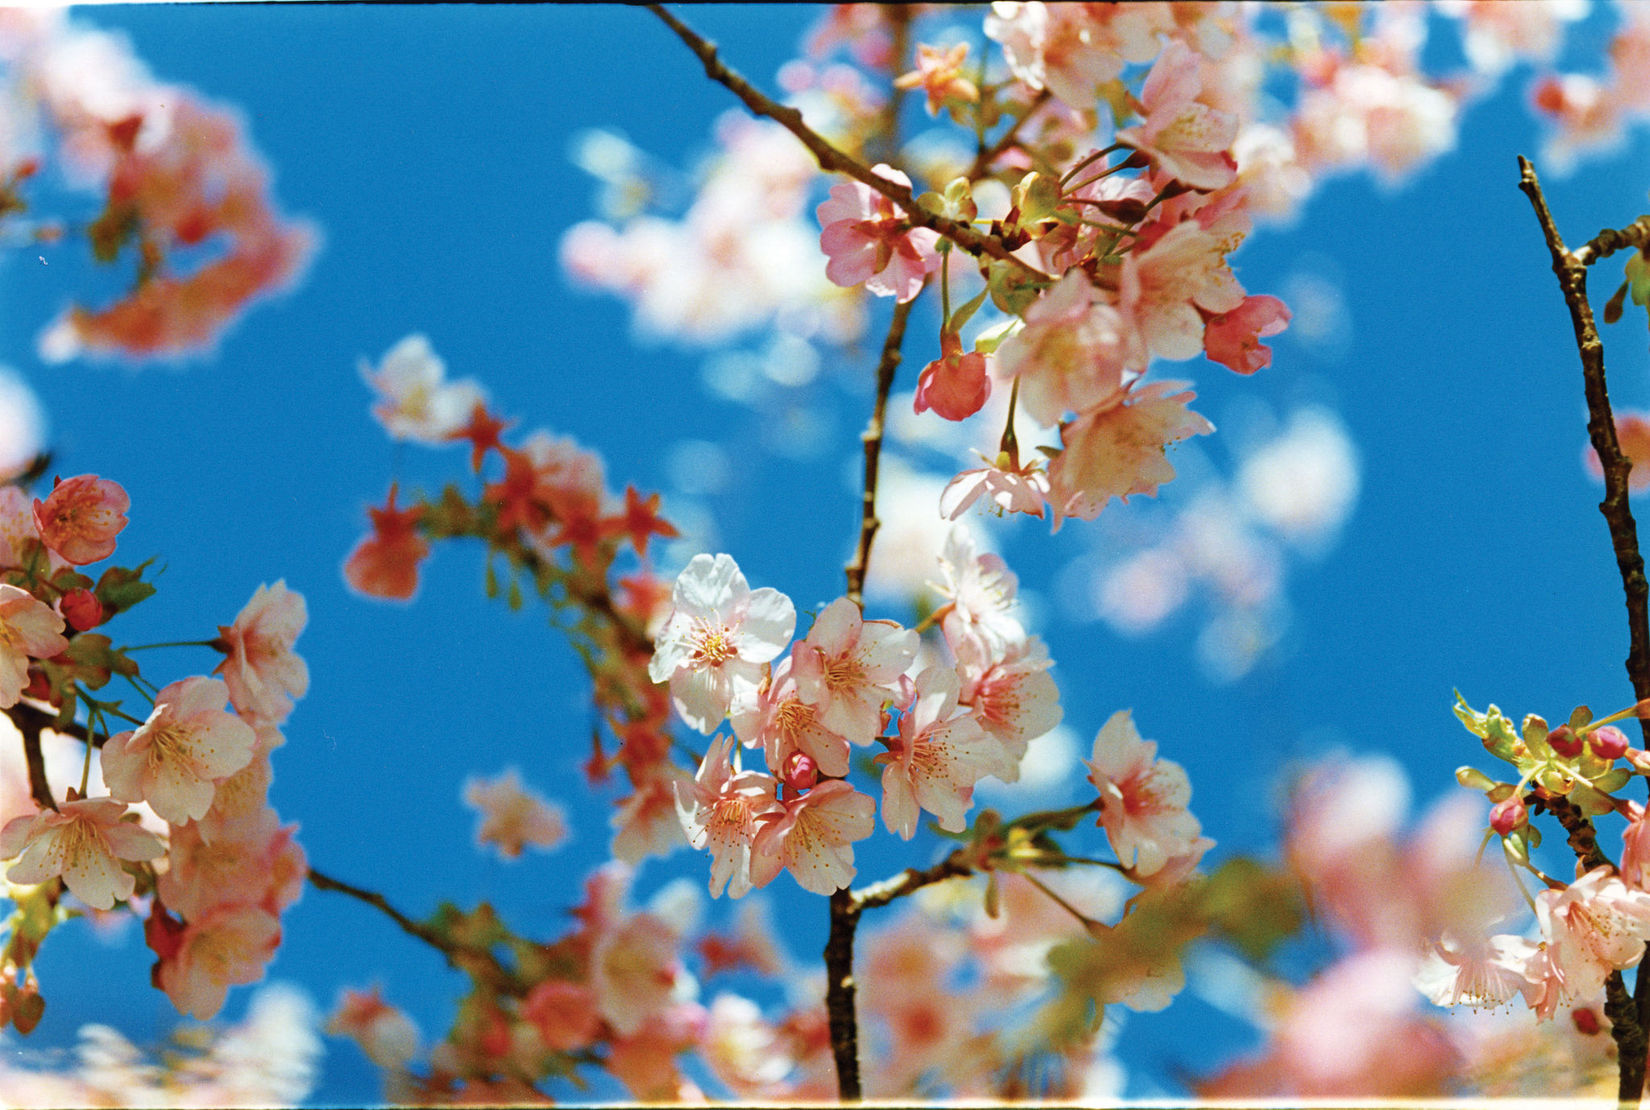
[359, 334, 484, 445]
[939, 452, 1051, 521]
[194, 752, 278, 846]
[816, 163, 941, 303]
[875, 666, 1000, 837]
[214, 580, 309, 725]
[1120, 221, 1246, 362]
[702, 992, 795, 1098]
[1623, 803, 1650, 892]
[674, 734, 781, 899]
[611, 767, 694, 865]
[955, 634, 1062, 780]
[649, 553, 796, 734]
[913, 332, 991, 421]
[328, 986, 421, 1069]
[1536, 867, 1650, 1002]
[462, 767, 567, 859]
[994, 271, 1136, 427]
[790, 596, 917, 745]
[1084, 709, 1203, 877]
[1414, 931, 1543, 1010]
[984, 2, 1170, 109]
[591, 911, 688, 1036]
[101, 675, 258, 826]
[522, 980, 601, 1053]
[1203, 294, 1291, 374]
[32, 474, 128, 565]
[731, 656, 852, 779]
[0, 794, 162, 910]
[934, 526, 1025, 659]
[0, 486, 52, 572]
[1117, 40, 1238, 191]
[159, 819, 303, 920]
[750, 779, 875, 895]
[0, 584, 68, 709]
[893, 42, 979, 115]
[1047, 380, 1214, 525]
[156, 901, 280, 1020]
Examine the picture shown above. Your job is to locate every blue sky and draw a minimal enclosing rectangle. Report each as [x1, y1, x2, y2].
[3, 3, 1650, 1103]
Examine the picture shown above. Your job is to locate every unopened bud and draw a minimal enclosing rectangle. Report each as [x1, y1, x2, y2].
[1572, 1006, 1602, 1036]
[1490, 796, 1528, 836]
[59, 589, 102, 631]
[781, 751, 818, 792]
[1547, 724, 1584, 758]
[1589, 725, 1630, 761]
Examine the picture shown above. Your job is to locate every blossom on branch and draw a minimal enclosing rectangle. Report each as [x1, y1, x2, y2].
[750, 779, 875, 894]
[1117, 40, 1238, 191]
[649, 553, 796, 734]
[1047, 379, 1214, 524]
[215, 580, 309, 725]
[32, 473, 128, 565]
[360, 334, 485, 445]
[1084, 709, 1204, 877]
[674, 734, 781, 899]
[0, 584, 68, 708]
[343, 485, 429, 601]
[790, 596, 917, 746]
[0, 793, 163, 910]
[816, 163, 941, 303]
[462, 768, 568, 860]
[102, 675, 257, 826]
[876, 666, 999, 838]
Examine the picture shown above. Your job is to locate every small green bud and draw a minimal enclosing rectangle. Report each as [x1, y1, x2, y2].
[1455, 766, 1497, 792]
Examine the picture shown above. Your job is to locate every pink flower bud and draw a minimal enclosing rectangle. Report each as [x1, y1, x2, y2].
[60, 589, 103, 631]
[1572, 1007, 1602, 1035]
[1590, 725, 1630, 761]
[1489, 796, 1528, 836]
[1547, 724, 1584, 758]
[782, 750, 819, 792]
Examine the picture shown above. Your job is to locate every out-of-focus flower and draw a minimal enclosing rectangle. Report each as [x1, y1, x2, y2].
[894, 42, 979, 115]
[360, 334, 485, 445]
[328, 986, 421, 1069]
[462, 768, 568, 860]
[343, 485, 429, 601]
[1117, 40, 1238, 191]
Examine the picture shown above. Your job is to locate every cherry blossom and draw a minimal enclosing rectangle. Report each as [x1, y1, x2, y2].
[0, 583, 68, 709]
[731, 656, 851, 779]
[214, 580, 309, 725]
[1047, 379, 1214, 524]
[994, 271, 1135, 427]
[1117, 40, 1238, 191]
[650, 553, 795, 734]
[876, 666, 999, 838]
[359, 334, 484, 445]
[0, 794, 162, 910]
[955, 634, 1062, 779]
[1203, 293, 1291, 375]
[159, 819, 304, 921]
[343, 485, 429, 601]
[893, 42, 978, 115]
[32, 473, 128, 565]
[591, 911, 691, 1036]
[1535, 867, 1650, 1006]
[674, 734, 782, 899]
[155, 901, 281, 1020]
[933, 526, 1025, 658]
[1414, 931, 1543, 1010]
[912, 332, 991, 421]
[1119, 221, 1247, 362]
[816, 163, 941, 303]
[939, 451, 1051, 521]
[522, 979, 601, 1053]
[328, 986, 422, 1069]
[101, 675, 258, 826]
[791, 596, 917, 746]
[984, 2, 1171, 110]
[462, 767, 568, 859]
[1084, 709, 1203, 877]
[750, 779, 875, 895]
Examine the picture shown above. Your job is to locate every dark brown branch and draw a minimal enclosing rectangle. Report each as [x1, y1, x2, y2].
[307, 865, 528, 997]
[1519, 154, 1650, 1104]
[1574, 214, 1650, 268]
[851, 849, 976, 913]
[646, 4, 1048, 282]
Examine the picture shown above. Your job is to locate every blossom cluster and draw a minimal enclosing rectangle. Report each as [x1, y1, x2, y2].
[0, 9, 314, 362]
[0, 472, 309, 1024]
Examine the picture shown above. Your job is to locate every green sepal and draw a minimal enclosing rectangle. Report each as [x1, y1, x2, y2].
[1569, 780, 1616, 817]
[93, 557, 158, 616]
[972, 317, 1021, 355]
[1593, 766, 1633, 795]
[948, 286, 991, 335]
[986, 261, 1045, 316]
[1568, 705, 1594, 730]
[1011, 171, 1061, 225]
[1453, 692, 1521, 762]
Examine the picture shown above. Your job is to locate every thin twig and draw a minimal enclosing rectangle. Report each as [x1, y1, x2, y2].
[967, 88, 1052, 180]
[1573, 214, 1650, 268]
[844, 298, 917, 607]
[306, 865, 528, 997]
[646, 4, 1049, 282]
[1518, 154, 1650, 1104]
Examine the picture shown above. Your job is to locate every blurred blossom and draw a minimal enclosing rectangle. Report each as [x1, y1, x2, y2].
[1278, 266, 1352, 360]
[1096, 547, 1190, 635]
[666, 439, 731, 497]
[0, 369, 43, 480]
[862, 457, 986, 606]
[1236, 407, 1360, 548]
[977, 722, 1080, 804]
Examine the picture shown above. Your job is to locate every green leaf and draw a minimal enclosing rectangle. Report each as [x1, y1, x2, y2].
[93, 558, 158, 616]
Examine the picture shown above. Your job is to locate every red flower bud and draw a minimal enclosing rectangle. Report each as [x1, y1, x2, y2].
[782, 750, 819, 793]
[1572, 1006, 1602, 1036]
[1547, 724, 1584, 758]
[1489, 796, 1528, 836]
[1589, 725, 1630, 761]
[60, 588, 103, 631]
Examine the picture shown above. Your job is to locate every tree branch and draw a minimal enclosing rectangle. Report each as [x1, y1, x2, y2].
[844, 298, 917, 607]
[306, 865, 528, 997]
[645, 4, 1049, 282]
[1572, 214, 1650, 268]
[1518, 154, 1649, 1104]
